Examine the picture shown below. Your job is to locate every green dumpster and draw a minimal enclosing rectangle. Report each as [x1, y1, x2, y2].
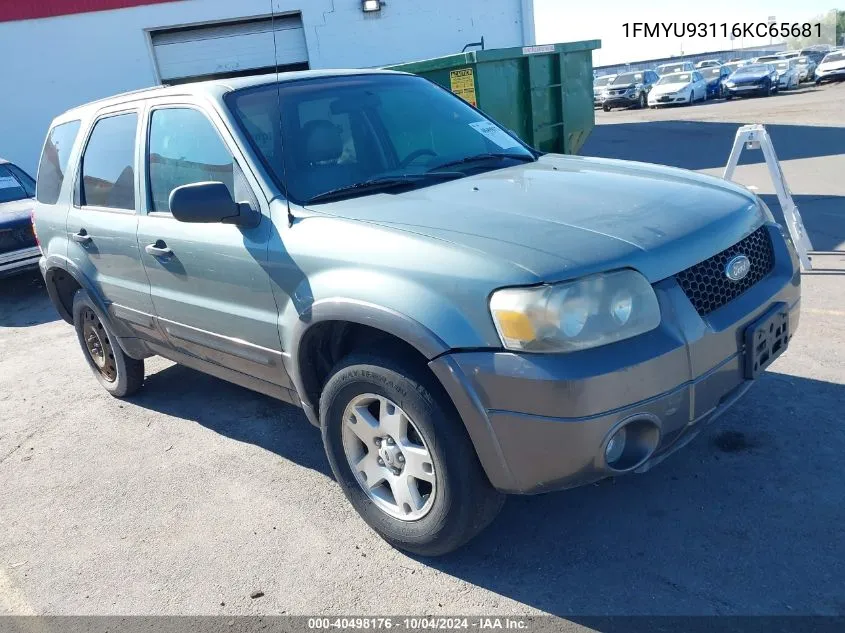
[385, 40, 601, 155]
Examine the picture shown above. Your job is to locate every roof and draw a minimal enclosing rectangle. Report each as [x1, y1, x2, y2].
[53, 68, 403, 124]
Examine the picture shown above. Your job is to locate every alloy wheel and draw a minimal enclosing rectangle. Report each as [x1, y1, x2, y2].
[341, 393, 436, 521]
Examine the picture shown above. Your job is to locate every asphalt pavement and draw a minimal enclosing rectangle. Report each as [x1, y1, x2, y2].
[1, 82, 844, 619]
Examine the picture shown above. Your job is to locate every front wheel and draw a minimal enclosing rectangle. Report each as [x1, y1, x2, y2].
[320, 353, 504, 556]
[72, 289, 144, 397]
[638, 93, 647, 109]
[602, 104, 611, 112]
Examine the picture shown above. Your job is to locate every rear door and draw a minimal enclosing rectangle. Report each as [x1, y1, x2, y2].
[65, 107, 158, 339]
[135, 97, 290, 391]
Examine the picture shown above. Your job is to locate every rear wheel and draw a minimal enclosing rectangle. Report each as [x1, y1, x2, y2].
[602, 103, 611, 112]
[73, 289, 144, 397]
[320, 353, 504, 556]
[638, 93, 647, 109]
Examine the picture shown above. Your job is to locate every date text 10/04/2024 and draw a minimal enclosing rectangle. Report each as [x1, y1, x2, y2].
[622, 22, 822, 38]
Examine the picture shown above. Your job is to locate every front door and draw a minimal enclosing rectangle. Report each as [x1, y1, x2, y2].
[135, 101, 290, 391]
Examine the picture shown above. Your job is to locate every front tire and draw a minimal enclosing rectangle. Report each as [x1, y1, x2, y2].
[320, 353, 504, 556]
[72, 289, 144, 397]
[638, 93, 647, 109]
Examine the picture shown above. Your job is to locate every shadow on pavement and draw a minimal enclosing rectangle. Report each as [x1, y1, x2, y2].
[582, 120, 845, 170]
[130, 362, 330, 478]
[0, 269, 58, 327]
[131, 359, 845, 614]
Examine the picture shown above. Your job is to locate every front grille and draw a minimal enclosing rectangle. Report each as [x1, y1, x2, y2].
[0, 225, 37, 255]
[675, 226, 775, 316]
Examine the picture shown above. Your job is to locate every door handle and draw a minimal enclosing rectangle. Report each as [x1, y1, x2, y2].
[145, 240, 172, 257]
[71, 229, 91, 244]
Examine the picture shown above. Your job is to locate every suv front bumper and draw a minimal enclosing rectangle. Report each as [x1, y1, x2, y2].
[430, 224, 801, 494]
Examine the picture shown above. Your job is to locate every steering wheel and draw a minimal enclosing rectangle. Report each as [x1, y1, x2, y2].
[397, 149, 437, 169]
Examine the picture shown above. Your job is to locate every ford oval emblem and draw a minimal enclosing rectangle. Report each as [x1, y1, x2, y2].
[725, 255, 751, 281]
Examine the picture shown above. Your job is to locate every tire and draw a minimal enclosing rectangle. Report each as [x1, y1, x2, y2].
[602, 104, 610, 112]
[638, 93, 647, 109]
[72, 289, 144, 397]
[320, 353, 505, 556]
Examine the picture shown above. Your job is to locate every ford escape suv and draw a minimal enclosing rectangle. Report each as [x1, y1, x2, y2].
[34, 70, 801, 555]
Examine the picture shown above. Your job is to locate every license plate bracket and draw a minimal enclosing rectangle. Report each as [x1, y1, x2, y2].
[744, 303, 789, 379]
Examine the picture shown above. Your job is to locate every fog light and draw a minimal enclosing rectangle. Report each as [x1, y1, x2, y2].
[605, 427, 627, 464]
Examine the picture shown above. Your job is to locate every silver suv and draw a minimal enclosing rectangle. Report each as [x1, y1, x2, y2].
[34, 70, 801, 555]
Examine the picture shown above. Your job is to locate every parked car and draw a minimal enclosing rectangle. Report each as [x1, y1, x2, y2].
[695, 59, 722, 69]
[655, 61, 695, 76]
[647, 70, 708, 106]
[754, 55, 782, 64]
[700, 65, 732, 98]
[815, 50, 845, 84]
[593, 74, 616, 108]
[724, 64, 779, 98]
[794, 56, 817, 82]
[33, 70, 801, 555]
[800, 48, 829, 67]
[0, 158, 39, 277]
[773, 59, 801, 90]
[601, 70, 659, 110]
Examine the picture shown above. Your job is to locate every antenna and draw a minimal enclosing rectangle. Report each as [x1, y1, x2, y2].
[270, 0, 295, 227]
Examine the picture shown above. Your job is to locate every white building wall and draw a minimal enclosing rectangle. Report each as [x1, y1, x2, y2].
[0, 0, 533, 173]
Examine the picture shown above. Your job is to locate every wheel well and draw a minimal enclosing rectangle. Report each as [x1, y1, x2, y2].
[46, 269, 82, 323]
[297, 321, 434, 413]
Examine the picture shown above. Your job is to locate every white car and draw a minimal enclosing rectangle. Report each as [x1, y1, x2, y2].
[655, 61, 695, 76]
[815, 50, 845, 84]
[695, 59, 722, 69]
[647, 71, 708, 107]
[773, 59, 801, 90]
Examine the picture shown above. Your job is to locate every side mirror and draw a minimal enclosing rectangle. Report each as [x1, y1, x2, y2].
[169, 181, 256, 226]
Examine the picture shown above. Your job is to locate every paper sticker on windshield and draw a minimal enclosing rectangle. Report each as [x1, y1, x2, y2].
[469, 121, 521, 149]
[449, 68, 477, 107]
[0, 176, 21, 190]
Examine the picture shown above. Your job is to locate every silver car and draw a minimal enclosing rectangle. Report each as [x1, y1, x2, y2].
[34, 70, 801, 555]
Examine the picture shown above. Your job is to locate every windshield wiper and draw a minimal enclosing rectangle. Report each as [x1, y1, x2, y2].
[427, 152, 535, 172]
[305, 172, 463, 204]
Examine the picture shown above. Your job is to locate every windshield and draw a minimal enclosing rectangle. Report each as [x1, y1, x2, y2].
[657, 72, 691, 85]
[735, 65, 767, 75]
[724, 63, 742, 73]
[611, 72, 643, 85]
[823, 51, 845, 63]
[756, 56, 779, 63]
[594, 76, 615, 87]
[657, 64, 687, 74]
[702, 67, 722, 78]
[226, 74, 533, 204]
[0, 164, 31, 204]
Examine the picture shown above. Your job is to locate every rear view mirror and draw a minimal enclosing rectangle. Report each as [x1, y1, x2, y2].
[169, 181, 244, 225]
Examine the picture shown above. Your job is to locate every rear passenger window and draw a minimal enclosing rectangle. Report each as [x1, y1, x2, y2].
[36, 120, 81, 205]
[80, 113, 138, 210]
[147, 108, 234, 213]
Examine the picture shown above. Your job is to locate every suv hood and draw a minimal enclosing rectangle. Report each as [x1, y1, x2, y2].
[305, 155, 765, 283]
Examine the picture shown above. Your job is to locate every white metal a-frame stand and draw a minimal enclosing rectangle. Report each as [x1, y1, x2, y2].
[723, 124, 813, 270]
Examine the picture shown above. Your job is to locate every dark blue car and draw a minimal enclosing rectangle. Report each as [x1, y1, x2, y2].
[700, 65, 732, 99]
[723, 64, 779, 99]
[0, 158, 39, 277]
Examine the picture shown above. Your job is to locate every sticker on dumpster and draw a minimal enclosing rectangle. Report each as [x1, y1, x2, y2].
[522, 44, 555, 55]
[449, 68, 477, 107]
[469, 121, 521, 149]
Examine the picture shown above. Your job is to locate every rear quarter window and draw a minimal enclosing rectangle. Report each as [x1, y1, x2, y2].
[36, 120, 81, 205]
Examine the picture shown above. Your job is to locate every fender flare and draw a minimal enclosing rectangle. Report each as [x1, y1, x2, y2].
[284, 298, 450, 419]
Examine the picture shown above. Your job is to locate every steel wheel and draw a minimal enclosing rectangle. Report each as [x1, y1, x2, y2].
[341, 393, 436, 521]
[80, 306, 117, 382]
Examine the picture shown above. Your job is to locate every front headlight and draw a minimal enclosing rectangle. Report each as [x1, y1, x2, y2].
[489, 270, 661, 353]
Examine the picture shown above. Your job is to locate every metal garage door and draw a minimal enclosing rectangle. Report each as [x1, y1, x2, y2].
[150, 14, 308, 84]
